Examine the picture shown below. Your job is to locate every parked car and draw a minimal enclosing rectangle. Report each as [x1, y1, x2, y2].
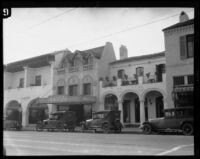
[139, 107, 193, 135]
[80, 110, 123, 133]
[36, 111, 77, 132]
[4, 116, 22, 131]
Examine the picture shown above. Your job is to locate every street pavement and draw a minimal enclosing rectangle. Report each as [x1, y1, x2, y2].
[3, 130, 194, 156]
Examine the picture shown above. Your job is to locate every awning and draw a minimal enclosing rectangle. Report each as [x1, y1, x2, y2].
[174, 86, 193, 92]
[37, 95, 97, 105]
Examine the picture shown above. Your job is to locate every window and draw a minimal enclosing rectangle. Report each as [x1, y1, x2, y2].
[19, 78, 24, 88]
[173, 76, 184, 86]
[35, 75, 41, 86]
[188, 75, 194, 85]
[83, 83, 91, 95]
[69, 85, 78, 96]
[117, 69, 125, 79]
[57, 86, 65, 95]
[136, 67, 144, 76]
[180, 34, 194, 60]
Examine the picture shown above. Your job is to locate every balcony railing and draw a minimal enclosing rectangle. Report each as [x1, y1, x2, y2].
[69, 67, 79, 73]
[100, 73, 166, 88]
[83, 64, 93, 71]
[102, 80, 117, 88]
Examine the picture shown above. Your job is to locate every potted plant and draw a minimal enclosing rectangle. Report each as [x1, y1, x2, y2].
[99, 77, 104, 81]
[112, 76, 117, 81]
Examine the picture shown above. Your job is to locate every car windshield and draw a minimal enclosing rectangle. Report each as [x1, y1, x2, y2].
[93, 113, 107, 119]
[49, 114, 58, 120]
[164, 110, 175, 117]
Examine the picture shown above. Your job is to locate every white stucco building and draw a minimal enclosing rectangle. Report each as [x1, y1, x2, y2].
[4, 50, 67, 128]
[163, 11, 194, 109]
[99, 45, 167, 125]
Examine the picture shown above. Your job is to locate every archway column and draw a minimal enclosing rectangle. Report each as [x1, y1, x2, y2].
[139, 99, 145, 124]
[118, 100, 123, 124]
[163, 98, 168, 109]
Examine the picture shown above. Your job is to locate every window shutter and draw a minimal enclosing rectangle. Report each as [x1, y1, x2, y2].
[180, 36, 187, 60]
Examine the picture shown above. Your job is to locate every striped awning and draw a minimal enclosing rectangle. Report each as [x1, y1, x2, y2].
[174, 86, 193, 92]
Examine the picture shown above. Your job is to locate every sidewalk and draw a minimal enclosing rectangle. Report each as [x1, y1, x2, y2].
[22, 126, 143, 134]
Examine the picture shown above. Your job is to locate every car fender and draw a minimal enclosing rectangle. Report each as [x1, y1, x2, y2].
[142, 121, 157, 131]
[180, 120, 193, 129]
[101, 122, 109, 128]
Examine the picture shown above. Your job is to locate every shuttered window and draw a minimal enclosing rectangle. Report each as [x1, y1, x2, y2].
[180, 34, 194, 60]
[188, 75, 194, 85]
[180, 36, 187, 60]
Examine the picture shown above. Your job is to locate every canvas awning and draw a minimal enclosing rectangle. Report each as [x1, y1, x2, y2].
[174, 86, 193, 92]
[37, 95, 97, 105]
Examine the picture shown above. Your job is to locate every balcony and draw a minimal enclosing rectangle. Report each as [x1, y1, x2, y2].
[69, 67, 79, 73]
[83, 64, 93, 71]
[4, 84, 52, 103]
[100, 73, 166, 93]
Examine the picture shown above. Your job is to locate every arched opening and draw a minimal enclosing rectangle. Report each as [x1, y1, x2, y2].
[5, 100, 22, 124]
[104, 94, 118, 110]
[122, 92, 140, 123]
[143, 90, 164, 121]
[28, 99, 49, 124]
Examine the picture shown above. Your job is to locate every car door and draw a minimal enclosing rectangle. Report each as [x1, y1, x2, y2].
[157, 111, 178, 129]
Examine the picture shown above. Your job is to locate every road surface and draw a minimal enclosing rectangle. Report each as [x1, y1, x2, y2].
[4, 131, 194, 156]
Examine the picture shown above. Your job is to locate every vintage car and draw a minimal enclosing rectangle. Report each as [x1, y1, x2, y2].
[36, 111, 77, 132]
[80, 110, 123, 133]
[139, 107, 193, 135]
[4, 116, 22, 131]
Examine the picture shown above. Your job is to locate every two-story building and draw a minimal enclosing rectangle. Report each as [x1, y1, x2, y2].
[3, 49, 68, 128]
[37, 42, 116, 124]
[163, 11, 194, 109]
[99, 45, 167, 125]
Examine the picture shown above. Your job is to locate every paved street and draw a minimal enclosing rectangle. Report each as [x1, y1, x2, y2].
[4, 130, 194, 156]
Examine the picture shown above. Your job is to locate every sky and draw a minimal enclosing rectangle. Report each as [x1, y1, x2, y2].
[3, 8, 194, 64]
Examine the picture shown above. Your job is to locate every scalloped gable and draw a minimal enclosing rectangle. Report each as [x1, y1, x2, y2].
[65, 46, 105, 62]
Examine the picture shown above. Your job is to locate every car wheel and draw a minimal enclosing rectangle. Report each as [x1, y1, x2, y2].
[57, 123, 64, 132]
[36, 124, 43, 132]
[143, 124, 152, 134]
[182, 123, 193, 135]
[103, 124, 110, 134]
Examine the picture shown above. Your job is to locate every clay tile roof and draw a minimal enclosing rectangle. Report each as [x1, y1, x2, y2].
[110, 51, 165, 65]
[162, 19, 194, 31]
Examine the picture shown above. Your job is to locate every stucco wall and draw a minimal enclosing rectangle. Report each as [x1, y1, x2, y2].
[10, 71, 24, 88]
[97, 42, 116, 79]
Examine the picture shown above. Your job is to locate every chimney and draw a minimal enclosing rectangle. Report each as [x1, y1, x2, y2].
[120, 45, 128, 60]
[179, 11, 189, 23]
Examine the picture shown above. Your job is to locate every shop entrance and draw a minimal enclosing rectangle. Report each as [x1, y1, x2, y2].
[69, 105, 84, 125]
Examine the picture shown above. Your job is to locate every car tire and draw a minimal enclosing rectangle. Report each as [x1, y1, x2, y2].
[143, 124, 152, 134]
[56, 123, 64, 132]
[182, 123, 193, 135]
[36, 124, 43, 132]
[102, 123, 110, 134]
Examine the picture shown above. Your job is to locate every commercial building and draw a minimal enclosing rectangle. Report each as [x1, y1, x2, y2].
[4, 50, 68, 128]
[37, 42, 116, 124]
[163, 11, 194, 108]
[99, 45, 167, 124]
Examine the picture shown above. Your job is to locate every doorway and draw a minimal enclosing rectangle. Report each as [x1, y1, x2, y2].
[135, 98, 140, 123]
[156, 96, 164, 118]
[69, 105, 84, 125]
[123, 100, 130, 123]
